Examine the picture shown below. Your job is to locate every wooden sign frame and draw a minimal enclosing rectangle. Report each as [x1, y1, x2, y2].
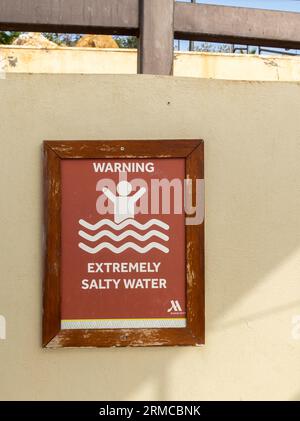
[43, 140, 204, 348]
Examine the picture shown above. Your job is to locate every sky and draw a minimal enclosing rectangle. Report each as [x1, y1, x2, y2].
[179, 0, 300, 12]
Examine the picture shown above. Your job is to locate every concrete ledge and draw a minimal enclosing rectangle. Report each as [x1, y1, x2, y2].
[1, 45, 300, 80]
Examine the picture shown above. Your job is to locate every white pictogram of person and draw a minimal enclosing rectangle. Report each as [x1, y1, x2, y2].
[103, 181, 146, 224]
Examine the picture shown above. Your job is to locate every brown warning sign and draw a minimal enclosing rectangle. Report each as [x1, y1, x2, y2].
[43, 140, 204, 348]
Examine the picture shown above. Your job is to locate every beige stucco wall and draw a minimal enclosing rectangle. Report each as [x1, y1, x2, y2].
[0, 74, 300, 400]
[2, 45, 300, 81]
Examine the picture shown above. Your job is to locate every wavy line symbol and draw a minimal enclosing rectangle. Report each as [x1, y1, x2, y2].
[79, 218, 169, 231]
[78, 218, 170, 255]
[79, 229, 169, 243]
[78, 242, 169, 254]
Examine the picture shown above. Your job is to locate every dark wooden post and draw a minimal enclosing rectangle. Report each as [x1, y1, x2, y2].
[138, 0, 174, 75]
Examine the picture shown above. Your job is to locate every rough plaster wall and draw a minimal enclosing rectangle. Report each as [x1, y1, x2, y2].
[0, 74, 300, 400]
[3, 47, 300, 81]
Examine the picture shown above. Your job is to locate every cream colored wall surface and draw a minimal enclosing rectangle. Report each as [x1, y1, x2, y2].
[2, 46, 300, 81]
[0, 46, 137, 75]
[0, 74, 300, 401]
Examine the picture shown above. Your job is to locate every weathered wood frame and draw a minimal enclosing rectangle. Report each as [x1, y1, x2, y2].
[43, 140, 204, 348]
[1, 0, 300, 75]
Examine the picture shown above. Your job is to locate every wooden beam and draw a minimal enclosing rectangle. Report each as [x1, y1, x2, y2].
[174, 2, 300, 49]
[138, 0, 174, 75]
[0, 0, 139, 35]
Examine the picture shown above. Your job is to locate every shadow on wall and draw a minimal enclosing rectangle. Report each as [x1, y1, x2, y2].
[202, 91, 300, 331]
[293, 392, 300, 401]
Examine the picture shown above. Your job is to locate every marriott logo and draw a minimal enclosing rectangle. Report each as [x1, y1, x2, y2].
[167, 300, 183, 313]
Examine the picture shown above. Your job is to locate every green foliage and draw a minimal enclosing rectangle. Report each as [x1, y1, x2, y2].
[0, 32, 81, 47]
[195, 42, 232, 53]
[234, 47, 257, 55]
[0, 32, 21, 45]
[0, 32, 137, 50]
[115, 36, 138, 49]
[43, 33, 81, 46]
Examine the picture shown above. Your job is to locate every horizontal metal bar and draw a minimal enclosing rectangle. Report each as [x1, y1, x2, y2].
[174, 2, 300, 49]
[0, 0, 139, 35]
